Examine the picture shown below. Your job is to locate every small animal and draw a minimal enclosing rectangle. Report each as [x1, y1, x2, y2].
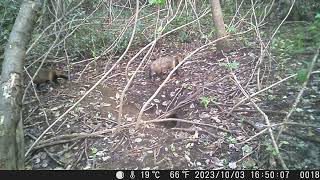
[149, 54, 183, 81]
[30, 69, 68, 89]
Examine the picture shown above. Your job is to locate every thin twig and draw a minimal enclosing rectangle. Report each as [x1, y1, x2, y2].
[224, 52, 287, 169]
[276, 48, 320, 142]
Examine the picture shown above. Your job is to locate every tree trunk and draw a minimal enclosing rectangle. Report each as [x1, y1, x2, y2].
[0, 0, 42, 170]
[210, 0, 229, 51]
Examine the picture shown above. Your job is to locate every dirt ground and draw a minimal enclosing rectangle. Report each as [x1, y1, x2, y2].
[23, 34, 320, 170]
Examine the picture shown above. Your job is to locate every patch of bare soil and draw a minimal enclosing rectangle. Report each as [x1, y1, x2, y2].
[23, 36, 319, 170]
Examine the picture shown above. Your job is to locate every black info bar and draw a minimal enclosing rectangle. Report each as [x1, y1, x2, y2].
[1, 170, 319, 180]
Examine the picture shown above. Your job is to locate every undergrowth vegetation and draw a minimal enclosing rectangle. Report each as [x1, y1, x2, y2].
[1, 0, 320, 170]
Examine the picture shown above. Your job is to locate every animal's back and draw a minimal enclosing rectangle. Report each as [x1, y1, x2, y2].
[31, 70, 50, 84]
[149, 54, 184, 80]
[159, 56, 174, 72]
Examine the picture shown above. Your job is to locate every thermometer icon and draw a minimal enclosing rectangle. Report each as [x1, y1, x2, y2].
[130, 171, 135, 179]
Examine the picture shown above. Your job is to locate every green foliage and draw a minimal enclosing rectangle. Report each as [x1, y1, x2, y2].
[239, 117, 245, 124]
[226, 26, 237, 33]
[66, 19, 136, 57]
[0, 0, 22, 57]
[308, 13, 320, 47]
[0, 0, 21, 32]
[242, 145, 253, 156]
[220, 62, 240, 70]
[206, 28, 216, 39]
[265, 143, 279, 156]
[242, 159, 257, 169]
[153, 6, 205, 40]
[115, 31, 132, 54]
[239, 35, 251, 47]
[177, 31, 191, 43]
[199, 96, 215, 109]
[68, 25, 110, 57]
[278, 140, 289, 148]
[148, 0, 165, 6]
[296, 68, 308, 83]
[271, 34, 305, 54]
[226, 136, 237, 144]
[165, 15, 194, 35]
[90, 147, 98, 158]
[265, 90, 273, 100]
[271, 13, 320, 55]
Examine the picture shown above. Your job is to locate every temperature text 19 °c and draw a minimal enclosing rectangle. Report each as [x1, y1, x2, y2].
[141, 171, 161, 179]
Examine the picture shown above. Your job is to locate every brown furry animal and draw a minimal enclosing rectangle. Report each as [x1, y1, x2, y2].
[149, 54, 183, 81]
[31, 69, 68, 89]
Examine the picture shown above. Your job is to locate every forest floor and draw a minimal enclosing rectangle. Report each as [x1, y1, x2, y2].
[23, 23, 320, 170]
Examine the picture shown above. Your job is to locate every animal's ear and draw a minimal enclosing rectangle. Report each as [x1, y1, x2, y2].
[177, 54, 184, 62]
[176, 56, 182, 63]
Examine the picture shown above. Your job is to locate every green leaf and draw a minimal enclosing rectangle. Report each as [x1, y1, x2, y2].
[296, 69, 308, 82]
[242, 145, 253, 155]
[227, 136, 237, 144]
[227, 26, 237, 33]
[200, 96, 212, 109]
[91, 147, 98, 154]
[279, 140, 289, 147]
[149, 0, 165, 5]
[220, 62, 240, 70]
[156, 26, 163, 33]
